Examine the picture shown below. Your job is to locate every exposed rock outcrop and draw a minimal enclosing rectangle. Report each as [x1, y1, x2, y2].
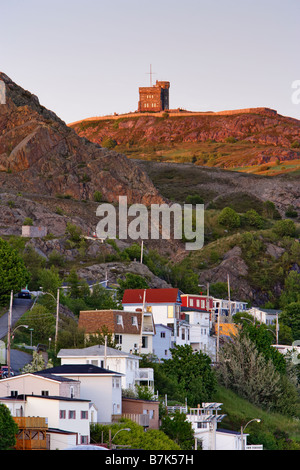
[0, 72, 163, 205]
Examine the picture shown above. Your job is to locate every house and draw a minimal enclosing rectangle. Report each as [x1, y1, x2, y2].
[122, 288, 185, 346]
[36, 364, 123, 424]
[0, 372, 91, 450]
[57, 345, 154, 392]
[246, 307, 280, 326]
[213, 298, 248, 318]
[21, 225, 47, 238]
[152, 324, 173, 361]
[78, 309, 155, 355]
[186, 403, 263, 451]
[121, 397, 160, 430]
[181, 293, 214, 312]
[181, 307, 215, 358]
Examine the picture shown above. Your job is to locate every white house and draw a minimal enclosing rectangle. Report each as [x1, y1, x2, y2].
[181, 307, 215, 358]
[57, 345, 154, 391]
[122, 288, 189, 347]
[36, 364, 123, 423]
[186, 403, 263, 451]
[246, 307, 280, 326]
[0, 372, 92, 450]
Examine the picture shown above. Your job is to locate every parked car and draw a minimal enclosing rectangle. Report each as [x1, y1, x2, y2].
[1, 366, 14, 378]
[17, 289, 31, 299]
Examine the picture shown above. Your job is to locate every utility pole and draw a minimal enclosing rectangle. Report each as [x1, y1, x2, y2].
[104, 335, 107, 369]
[139, 289, 146, 355]
[140, 240, 144, 264]
[55, 288, 60, 352]
[7, 290, 13, 378]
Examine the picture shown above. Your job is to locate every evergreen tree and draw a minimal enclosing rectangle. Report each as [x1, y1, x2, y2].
[0, 237, 30, 304]
[0, 403, 18, 450]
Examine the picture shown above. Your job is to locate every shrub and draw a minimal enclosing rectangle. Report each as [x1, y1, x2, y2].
[93, 191, 102, 202]
[273, 219, 296, 238]
[23, 217, 33, 226]
[218, 207, 241, 229]
[101, 137, 117, 149]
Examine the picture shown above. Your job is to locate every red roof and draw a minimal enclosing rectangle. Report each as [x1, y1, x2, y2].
[122, 288, 180, 304]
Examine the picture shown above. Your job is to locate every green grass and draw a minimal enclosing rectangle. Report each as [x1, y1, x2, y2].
[212, 385, 300, 449]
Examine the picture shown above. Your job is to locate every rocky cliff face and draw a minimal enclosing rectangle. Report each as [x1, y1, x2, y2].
[70, 110, 300, 168]
[0, 73, 163, 205]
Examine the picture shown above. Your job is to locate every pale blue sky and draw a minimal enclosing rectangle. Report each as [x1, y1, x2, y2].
[1, 0, 299, 123]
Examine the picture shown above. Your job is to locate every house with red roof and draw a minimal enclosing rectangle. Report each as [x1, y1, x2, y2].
[122, 288, 191, 348]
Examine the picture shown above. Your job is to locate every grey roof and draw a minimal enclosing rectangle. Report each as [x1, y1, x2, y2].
[57, 345, 141, 360]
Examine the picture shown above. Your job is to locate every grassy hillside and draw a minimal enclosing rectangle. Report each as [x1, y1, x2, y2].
[213, 386, 300, 450]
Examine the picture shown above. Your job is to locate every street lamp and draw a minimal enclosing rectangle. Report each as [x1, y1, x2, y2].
[109, 428, 131, 449]
[240, 419, 261, 450]
[39, 288, 60, 351]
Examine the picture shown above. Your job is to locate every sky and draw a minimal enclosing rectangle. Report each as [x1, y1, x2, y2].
[1, 0, 300, 123]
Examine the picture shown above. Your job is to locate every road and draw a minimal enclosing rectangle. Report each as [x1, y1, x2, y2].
[0, 298, 33, 374]
[0, 298, 32, 340]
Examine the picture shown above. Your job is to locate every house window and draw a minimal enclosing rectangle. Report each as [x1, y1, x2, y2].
[165, 350, 168, 356]
[69, 410, 76, 419]
[41, 390, 49, 396]
[197, 300, 200, 307]
[201, 300, 205, 309]
[182, 330, 185, 340]
[142, 336, 148, 348]
[167, 305, 174, 318]
[60, 410, 66, 419]
[70, 386, 74, 399]
[100, 360, 104, 368]
[10, 391, 18, 397]
[131, 316, 138, 327]
[190, 299, 193, 306]
[115, 334, 122, 345]
[81, 411, 88, 419]
[161, 332, 166, 338]
[116, 315, 123, 326]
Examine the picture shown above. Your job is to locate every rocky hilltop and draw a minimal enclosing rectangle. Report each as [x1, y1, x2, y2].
[0, 72, 163, 205]
[70, 109, 300, 170]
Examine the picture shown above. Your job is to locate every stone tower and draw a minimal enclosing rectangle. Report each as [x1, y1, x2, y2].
[138, 80, 170, 112]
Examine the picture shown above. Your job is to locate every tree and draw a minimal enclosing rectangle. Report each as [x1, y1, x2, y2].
[117, 273, 149, 302]
[217, 331, 298, 414]
[279, 271, 300, 307]
[160, 411, 194, 450]
[38, 266, 62, 297]
[21, 351, 53, 373]
[280, 302, 300, 342]
[25, 304, 56, 343]
[218, 207, 240, 229]
[0, 237, 30, 304]
[161, 344, 217, 406]
[90, 419, 181, 450]
[0, 403, 18, 450]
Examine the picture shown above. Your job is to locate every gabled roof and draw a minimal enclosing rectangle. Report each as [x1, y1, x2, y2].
[78, 309, 142, 335]
[122, 288, 181, 304]
[34, 364, 123, 376]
